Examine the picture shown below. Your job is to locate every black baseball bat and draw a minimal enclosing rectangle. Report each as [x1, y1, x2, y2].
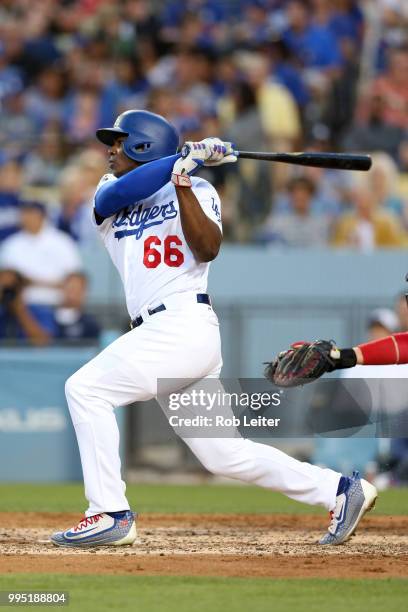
[236, 151, 372, 171]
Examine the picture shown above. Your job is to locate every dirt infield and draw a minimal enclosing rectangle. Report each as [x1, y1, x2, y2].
[0, 513, 407, 578]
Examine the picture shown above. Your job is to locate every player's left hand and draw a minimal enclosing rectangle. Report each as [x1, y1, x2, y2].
[200, 137, 238, 166]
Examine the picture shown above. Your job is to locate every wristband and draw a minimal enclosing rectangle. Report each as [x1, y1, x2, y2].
[171, 173, 192, 187]
[332, 348, 357, 370]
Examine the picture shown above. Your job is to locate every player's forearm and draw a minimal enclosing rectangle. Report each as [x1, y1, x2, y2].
[353, 347, 363, 364]
[95, 153, 181, 217]
[176, 187, 222, 262]
[353, 333, 408, 365]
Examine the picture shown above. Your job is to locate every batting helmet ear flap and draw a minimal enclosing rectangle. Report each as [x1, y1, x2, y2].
[96, 110, 179, 162]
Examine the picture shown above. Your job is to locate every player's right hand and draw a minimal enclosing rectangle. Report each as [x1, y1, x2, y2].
[201, 137, 238, 166]
[171, 139, 215, 186]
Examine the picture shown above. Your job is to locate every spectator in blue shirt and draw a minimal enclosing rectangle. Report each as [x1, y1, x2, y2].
[270, 39, 310, 108]
[24, 66, 67, 131]
[55, 164, 95, 245]
[0, 155, 23, 242]
[329, 0, 363, 46]
[100, 56, 150, 127]
[283, 0, 342, 70]
[54, 272, 100, 342]
[161, 0, 225, 29]
[0, 89, 39, 158]
[0, 42, 23, 102]
[0, 268, 51, 345]
[0, 269, 100, 345]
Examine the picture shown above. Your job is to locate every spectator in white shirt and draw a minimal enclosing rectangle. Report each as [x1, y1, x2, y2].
[256, 177, 331, 247]
[0, 200, 82, 334]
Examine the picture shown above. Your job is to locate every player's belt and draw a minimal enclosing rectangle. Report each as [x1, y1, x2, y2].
[130, 293, 211, 329]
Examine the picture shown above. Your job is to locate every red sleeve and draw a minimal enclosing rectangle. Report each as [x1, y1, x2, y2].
[358, 332, 408, 365]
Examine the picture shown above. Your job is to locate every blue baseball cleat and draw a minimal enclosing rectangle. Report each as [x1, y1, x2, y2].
[51, 511, 137, 547]
[319, 471, 378, 545]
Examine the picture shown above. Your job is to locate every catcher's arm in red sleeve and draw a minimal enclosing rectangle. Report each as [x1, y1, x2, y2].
[352, 332, 408, 366]
[331, 332, 408, 369]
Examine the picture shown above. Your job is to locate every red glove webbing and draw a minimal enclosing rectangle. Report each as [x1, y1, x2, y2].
[358, 332, 408, 365]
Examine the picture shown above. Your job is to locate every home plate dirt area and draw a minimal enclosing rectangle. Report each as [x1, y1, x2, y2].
[0, 513, 407, 578]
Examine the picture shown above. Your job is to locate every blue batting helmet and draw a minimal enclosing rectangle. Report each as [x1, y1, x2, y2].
[96, 110, 179, 163]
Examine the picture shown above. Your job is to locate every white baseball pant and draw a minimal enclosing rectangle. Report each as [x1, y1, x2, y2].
[64, 294, 341, 516]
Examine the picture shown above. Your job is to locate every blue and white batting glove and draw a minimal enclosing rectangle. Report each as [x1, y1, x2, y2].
[171, 138, 238, 187]
[171, 141, 212, 187]
[201, 137, 238, 166]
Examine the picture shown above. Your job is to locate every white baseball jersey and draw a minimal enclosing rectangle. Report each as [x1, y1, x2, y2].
[93, 175, 222, 318]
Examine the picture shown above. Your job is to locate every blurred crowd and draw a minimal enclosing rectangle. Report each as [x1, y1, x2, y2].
[0, 0, 408, 343]
[0, 0, 406, 247]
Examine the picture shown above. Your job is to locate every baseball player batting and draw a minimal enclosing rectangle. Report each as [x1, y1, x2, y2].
[51, 110, 377, 548]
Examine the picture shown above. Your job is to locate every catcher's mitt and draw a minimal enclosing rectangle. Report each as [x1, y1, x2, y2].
[264, 340, 340, 388]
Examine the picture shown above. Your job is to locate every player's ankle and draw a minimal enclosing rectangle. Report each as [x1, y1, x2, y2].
[106, 510, 130, 518]
[336, 476, 351, 496]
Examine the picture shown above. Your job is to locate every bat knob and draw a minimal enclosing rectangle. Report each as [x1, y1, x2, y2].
[181, 144, 191, 159]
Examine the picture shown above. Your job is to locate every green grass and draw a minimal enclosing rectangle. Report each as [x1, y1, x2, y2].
[0, 483, 406, 515]
[0, 576, 406, 612]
